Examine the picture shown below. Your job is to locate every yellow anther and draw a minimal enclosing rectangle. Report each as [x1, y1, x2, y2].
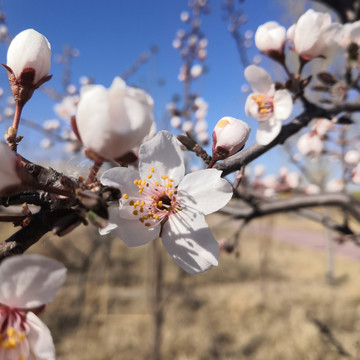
[4, 337, 17, 349]
[6, 328, 15, 337]
[153, 214, 160, 219]
[161, 175, 168, 180]
[157, 201, 163, 207]
[139, 189, 143, 194]
[141, 180, 146, 186]
[123, 193, 129, 199]
[154, 181, 159, 186]
[19, 355, 25, 360]
[140, 207, 144, 213]
[17, 333, 25, 342]
[148, 211, 153, 216]
[168, 190, 173, 196]
[151, 166, 155, 173]
[168, 178, 174, 182]
[129, 200, 135, 206]
[147, 174, 152, 179]
[151, 195, 155, 199]
[134, 179, 139, 185]
[133, 210, 138, 215]
[165, 183, 172, 188]
[140, 200, 145, 206]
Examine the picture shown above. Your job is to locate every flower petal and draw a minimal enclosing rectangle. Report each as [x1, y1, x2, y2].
[26, 312, 55, 360]
[100, 167, 140, 197]
[244, 65, 274, 95]
[161, 211, 219, 274]
[274, 89, 293, 120]
[256, 118, 282, 145]
[0, 254, 66, 309]
[100, 205, 160, 246]
[138, 130, 185, 185]
[177, 169, 233, 215]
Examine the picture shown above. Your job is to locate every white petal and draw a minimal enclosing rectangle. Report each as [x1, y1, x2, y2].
[138, 130, 185, 185]
[256, 118, 282, 145]
[101, 207, 160, 247]
[177, 169, 233, 215]
[26, 312, 55, 360]
[100, 167, 139, 197]
[244, 65, 274, 94]
[274, 89, 293, 120]
[161, 211, 219, 274]
[0, 254, 66, 308]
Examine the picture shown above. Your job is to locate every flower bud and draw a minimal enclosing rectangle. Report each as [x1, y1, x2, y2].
[7, 29, 51, 84]
[75, 77, 154, 161]
[212, 116, 250, 161]
[5, 29, 52, 106]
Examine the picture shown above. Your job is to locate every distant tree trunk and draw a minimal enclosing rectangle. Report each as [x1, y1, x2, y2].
[150, 239, 163, 360]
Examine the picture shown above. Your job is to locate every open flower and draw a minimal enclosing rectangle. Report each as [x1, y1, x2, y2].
[297, 132, 324, 156]
[254, 21, 286, 59]
[0, 254, 66, 360]
[244, 65, 293, 145]
[100, 131, 233, 274]
[287, 9, 341, 61]
[75, 77, 154, 161]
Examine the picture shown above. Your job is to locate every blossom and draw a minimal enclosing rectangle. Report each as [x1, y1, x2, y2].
[0, 141, 22, 196]
[75, 77, 154, 161]
[6, 29, 51, 85]
[287, 9, 341, 61]
[297, 132, 324, 156]
[212, 116, 250, 161]
[254, 21, 286, 57]
[244, 65, 293, 145]
[345, 150, 360, 165]
[0, 254, 66, 360]
[100, 131, 233, 274]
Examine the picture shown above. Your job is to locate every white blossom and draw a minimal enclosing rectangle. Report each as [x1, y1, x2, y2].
[100, 131, 233, 274]
[75, 77, 154, 160]
[0, 254, 66, 360]
[244, 65, 293, 145]
[7, 29, 51, 84]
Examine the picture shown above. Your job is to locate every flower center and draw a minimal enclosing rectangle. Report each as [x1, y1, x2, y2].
[122, 166, 181, 227]
[251, 94, 274, 119]
[0, 305, 29, 359]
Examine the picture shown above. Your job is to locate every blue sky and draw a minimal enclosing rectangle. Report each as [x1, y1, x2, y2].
[0, 0, 313, 173]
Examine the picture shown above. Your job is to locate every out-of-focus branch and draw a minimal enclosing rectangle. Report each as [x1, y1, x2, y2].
[311, 0, 359, 23]
[221, 192, 360, 223]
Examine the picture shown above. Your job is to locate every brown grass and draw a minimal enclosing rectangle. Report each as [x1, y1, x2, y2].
[19, 212, 360, 360]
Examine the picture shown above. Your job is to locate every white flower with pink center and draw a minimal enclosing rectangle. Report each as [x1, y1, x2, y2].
[0, 254, 66, 360]
[100, 131, 233, 274]
[244, 65, 293, 145]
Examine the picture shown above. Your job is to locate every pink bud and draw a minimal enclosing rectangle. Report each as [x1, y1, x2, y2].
[212, 116, 250, 160]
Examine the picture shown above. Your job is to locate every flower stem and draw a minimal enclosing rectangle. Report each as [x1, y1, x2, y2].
[86, 160, 104, 185]
[37, 183, 74, 198]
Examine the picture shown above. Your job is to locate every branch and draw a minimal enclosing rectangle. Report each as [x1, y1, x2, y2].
[220, 192, 360, 224]
[216, 101, 360, 176]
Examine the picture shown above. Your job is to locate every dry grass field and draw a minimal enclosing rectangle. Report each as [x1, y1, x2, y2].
[11, 211, 360, 360]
